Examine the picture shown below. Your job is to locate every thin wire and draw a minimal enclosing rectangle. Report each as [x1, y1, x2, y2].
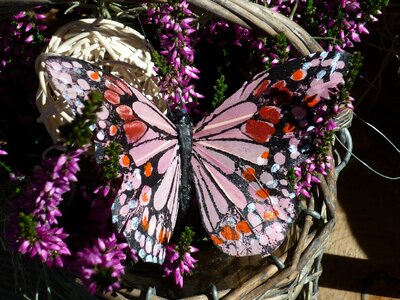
[354, 113, 400, 154]
[335, 113, 400, 180]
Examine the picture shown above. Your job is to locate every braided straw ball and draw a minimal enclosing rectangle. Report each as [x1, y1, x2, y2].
[36, 18, 162, 142]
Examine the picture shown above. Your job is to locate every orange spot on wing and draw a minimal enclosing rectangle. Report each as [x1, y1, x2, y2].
[116, 105, 135, 121]
[305, 95, 319, 107]
[164, 230, 170, 242]
[271, 80, 293, 103]
[105, 78, 124, 95]
[121, 154, 130, 167]
[220, 226, 240, 241]
[158, 228, 165, 243]
[291, 69, 306, 81]
[259, 106, 281, 124]
[123, 121, 147, 144]
[253, 79, 271, 97]
[114, 77, 133, 96]
[141, 215, 149, 232]
[210, 235, 224, 245]
[283, 123, 296, 134]
[236, 221, 252, 234]
[109, 125, 117, 136]
[104, 89, 120, 105]
[89, 71, 100, 81]
[144, 162, 153, 177]
[141, 192, 149, 203]
[263, 210, 279, 221]
[245, 120, 276, 143]
[261, 151, 269, 159]
[242, 167, 256, 181]
[256, 188, 270, 199]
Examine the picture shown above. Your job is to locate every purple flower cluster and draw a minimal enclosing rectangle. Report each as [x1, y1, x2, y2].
[307, 0, 374, 51]
[163, 244, 198, 288]
[203, 0, 383, 67]
[289, 0, 382, 51]
[148, 0, 203, 109]
[9, 148, 85, 267]
[75, 234, 130, 294]
[0, 7, 48, 69]
[293, 122, 335, 198]
[294, 159, 324, 198]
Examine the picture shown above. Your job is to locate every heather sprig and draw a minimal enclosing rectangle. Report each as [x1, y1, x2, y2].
[75, 234, 129, 294]
[100, 141, 122, 182]
[9, 148, 86, 267]
[162, 226, 198, 288]
[0, 7, 48, 69]
[148, 0, 203, 109]
[292, 124, 335, 198]
[212, 74, 228, 108]
[205, 0, 388, 64]
[292, 119, 337, 198]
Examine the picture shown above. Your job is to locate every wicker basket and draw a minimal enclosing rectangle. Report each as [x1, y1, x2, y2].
[33, 1, 354, 299]
[97, 0, 351, 299]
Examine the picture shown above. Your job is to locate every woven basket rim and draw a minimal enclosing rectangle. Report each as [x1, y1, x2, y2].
[28, 1, 350, 299]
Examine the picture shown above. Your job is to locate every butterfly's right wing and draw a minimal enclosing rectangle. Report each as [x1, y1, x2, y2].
[192, 51, 351, 257]
[41, 55, 181, 264]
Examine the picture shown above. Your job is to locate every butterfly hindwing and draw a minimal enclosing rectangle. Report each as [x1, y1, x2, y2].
[41, 55, 181, 264]
[192, 51, 350, 256]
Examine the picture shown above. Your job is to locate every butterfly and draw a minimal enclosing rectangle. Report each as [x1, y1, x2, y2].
[39, 51, 350, 264]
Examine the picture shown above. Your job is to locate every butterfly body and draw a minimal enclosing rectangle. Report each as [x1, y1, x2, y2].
[40, 51, 350, 264]
[172, 109, 193, 215]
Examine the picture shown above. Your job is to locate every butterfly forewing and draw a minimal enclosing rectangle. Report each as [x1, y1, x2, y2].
[192, 51, 350, 256]
[42, 55, 181, 264]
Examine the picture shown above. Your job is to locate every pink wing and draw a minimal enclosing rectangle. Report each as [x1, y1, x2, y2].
[99, 89, 181, 264]
[42, 56, 181, 264]
[192, 51, 350, 256]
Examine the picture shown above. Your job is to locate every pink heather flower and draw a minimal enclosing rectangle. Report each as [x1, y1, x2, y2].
[25, 23, 33, 32]
[24, 34, 34, 43]
[35, 13, 46, 20]
[148, 0, 203, 109]
[8, 148, 86, 267]
[1, 6, 49, 71]
[24, 226, 70, 267]
[76, 234, 128, 294]
[13, 11, 26, 20]
[163, 244, 198, 288]
[36, 24, 47, 31]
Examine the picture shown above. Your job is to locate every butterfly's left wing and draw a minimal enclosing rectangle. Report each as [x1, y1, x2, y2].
[192, 51, 350, 256]
[96, 81, 182, 264]
[41, 55, 181, 264]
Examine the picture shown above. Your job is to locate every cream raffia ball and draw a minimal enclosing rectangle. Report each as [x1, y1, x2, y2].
[36, 18, 161, 142]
